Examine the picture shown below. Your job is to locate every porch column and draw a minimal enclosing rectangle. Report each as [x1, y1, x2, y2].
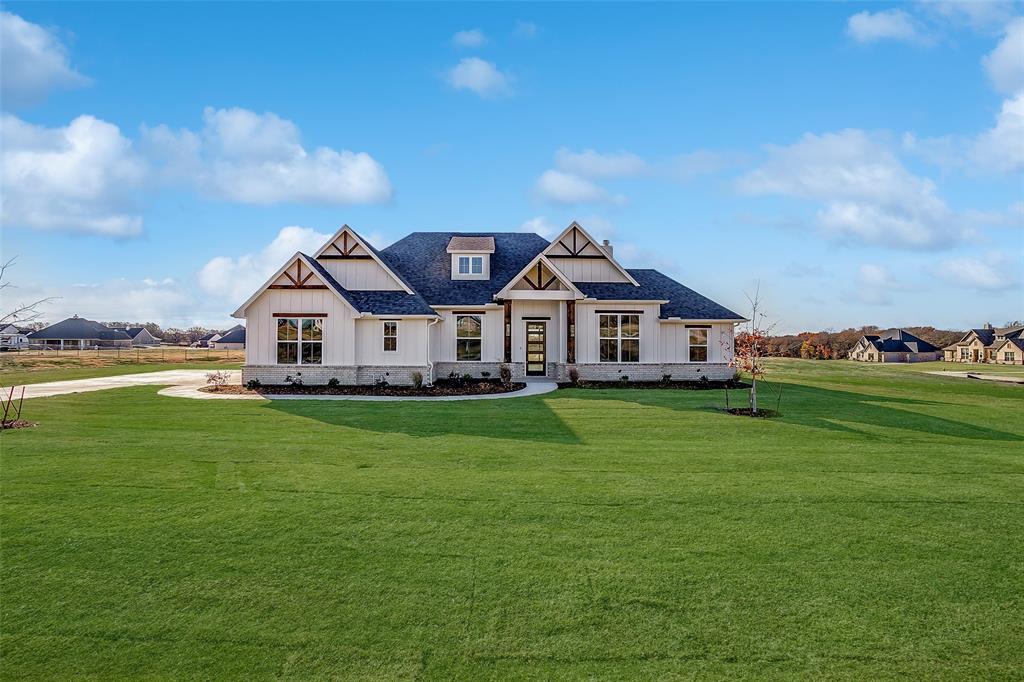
[566, 300, 576, 364]
[503, 300, 512, 363]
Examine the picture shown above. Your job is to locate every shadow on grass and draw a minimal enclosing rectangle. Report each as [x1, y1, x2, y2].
[554, 383, 1024, 443]
[262, 395, 582, 444]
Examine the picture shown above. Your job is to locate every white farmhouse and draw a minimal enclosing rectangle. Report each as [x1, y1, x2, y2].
[233, 222, 745, 385]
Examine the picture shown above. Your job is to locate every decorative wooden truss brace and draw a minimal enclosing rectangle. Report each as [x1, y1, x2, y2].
[504, 300, 512, 363]
[547, 225, 607, 259]
[519, 261, 564, 291]
[566, 300, 576, 364]
[319, 230, 373, 259]
[269, 259, 327, 289]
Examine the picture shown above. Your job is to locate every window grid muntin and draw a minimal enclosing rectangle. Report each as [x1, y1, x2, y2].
[276, 317, 323, 365]
[599, 313, 640, 363]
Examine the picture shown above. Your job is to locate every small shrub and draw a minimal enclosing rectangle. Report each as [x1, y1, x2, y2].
[285, 372, 303, 386]
[244, 378, 262, 391]
[568, 367, 580, 385]
[661, 374, 673, 384]
[411, 371, 423, 389]
[447, 370, 464, 388]
[327, 377, 340, 388]
[499, 364, 512, 385]
[462, 373, 473, 382]
[205, 370, 229, 391]
[699, 374, 709, 386]
[373, 375, 390, 389]
[618, 375, 630, 385]
[480, 370, 491, 379]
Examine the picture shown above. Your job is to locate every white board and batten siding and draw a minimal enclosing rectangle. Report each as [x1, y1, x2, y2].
[243, 289, 357, 366]
[316, 258, 403, 291]
[659, 322, 734, 364]
[354, 318, 429, 365]
[549, 257, 629, 283]
[429, 308, 504, 362]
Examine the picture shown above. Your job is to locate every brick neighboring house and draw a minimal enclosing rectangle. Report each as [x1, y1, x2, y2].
[848, 329, 942, 363]
[232, 222, 746, 386]
[944, 324, 1024, 364]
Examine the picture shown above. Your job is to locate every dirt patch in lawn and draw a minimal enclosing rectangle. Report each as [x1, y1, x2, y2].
[201, 380, 527, 397]
[724, 407, 780, 418]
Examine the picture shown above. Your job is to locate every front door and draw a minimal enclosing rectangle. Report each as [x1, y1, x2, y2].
[526, 321, 546, 376]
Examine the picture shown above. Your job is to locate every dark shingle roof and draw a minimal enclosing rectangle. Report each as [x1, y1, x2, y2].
[216, 327, 246, 344]
[573, 270, 744, 320]
[864, 329, 940, 353]
[303, 254, 435, 316]
[381, 232, 550, 305]
[28, 317, 132, 341]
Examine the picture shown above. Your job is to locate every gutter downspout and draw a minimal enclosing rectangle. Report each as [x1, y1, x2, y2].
[426, 316, 440, 386]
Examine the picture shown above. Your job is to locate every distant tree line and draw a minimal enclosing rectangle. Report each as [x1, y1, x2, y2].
[764, 326, 966, 359]
[102, 322, 221, 345]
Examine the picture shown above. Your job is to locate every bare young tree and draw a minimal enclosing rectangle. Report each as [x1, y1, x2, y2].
[1, 257, 56, 327]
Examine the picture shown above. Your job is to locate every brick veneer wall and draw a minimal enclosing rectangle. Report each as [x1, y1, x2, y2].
[566, 362, 734, 382]
[242, 365, 429, 386]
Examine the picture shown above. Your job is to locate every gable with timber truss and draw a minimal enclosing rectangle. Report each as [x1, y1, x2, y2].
[543, 222, 637, 284]
[511, 259, 570, 292]
[314, 226, 409, 292]
[270, 258, 327, 290]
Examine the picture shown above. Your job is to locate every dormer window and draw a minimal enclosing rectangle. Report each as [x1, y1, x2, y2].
[448, 235, 494, 280]
[458, 256, 483, 275]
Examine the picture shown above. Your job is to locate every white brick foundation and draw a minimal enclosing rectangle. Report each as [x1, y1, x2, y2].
[242, 365, 429, 386]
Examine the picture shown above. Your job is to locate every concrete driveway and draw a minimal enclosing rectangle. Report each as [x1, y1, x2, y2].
[19, 370, 244, 399]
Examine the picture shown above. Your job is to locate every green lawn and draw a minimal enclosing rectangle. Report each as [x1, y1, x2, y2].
[2, 359, 1022, 679]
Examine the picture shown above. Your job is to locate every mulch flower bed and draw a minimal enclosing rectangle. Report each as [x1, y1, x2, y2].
[1, 420, 37, 430]
[558, 379, 751, 390]
[200, 380, 527, 397]
[724, 407, 780, 418]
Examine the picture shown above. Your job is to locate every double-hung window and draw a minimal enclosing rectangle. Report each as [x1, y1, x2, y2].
[599, 314, 639, 362]
[457, 256, 483, 275]
[277, 317, 323, 365]
[383, 321, 398, 352]
[1006, 351, 1016, 362]
[456, 315, 482, 361]
[688, 327, 709, 362]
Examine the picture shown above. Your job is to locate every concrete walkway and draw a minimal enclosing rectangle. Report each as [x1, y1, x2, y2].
[924, 371, 1024, 385]
[19, 369, 558, 401]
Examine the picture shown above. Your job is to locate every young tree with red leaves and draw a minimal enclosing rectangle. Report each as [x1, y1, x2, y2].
[728, 285, 775, 415]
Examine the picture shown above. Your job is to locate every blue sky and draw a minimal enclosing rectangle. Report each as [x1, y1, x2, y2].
[1, 1, 1021, 332]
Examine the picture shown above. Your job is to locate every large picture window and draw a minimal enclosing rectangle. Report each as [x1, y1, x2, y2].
[456, 315, 482, 361]
[688, 327, 709, 362]
[599, 313, 639, 363]
[383, 321, 398, 352]
[277, 317, 323, 365]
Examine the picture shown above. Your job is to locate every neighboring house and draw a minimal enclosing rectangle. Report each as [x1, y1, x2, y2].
[194, 331, 221, 348]
[0, 324, 31, 349]
[112, 326, 162, 346]
[232, 222, 745, 386]
[990, 336, 1024, 365]
[209, 326, 245, 350]
[848, 329, 941, 363]
[943, 324, 1024, 364]
[27, 316, 133, 348]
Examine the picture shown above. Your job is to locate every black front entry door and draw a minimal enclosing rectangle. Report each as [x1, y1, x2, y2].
[526, 322, 546, 376]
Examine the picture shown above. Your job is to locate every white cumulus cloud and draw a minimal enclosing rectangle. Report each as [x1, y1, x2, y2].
[983, 17, 1024, 95]
[533, 170, 625, 205]
[155, 107, 393, 205]
[0, 113, 148, 236]
[519, 216, 560, 239]
[934, 252, 1020, 291]
[846, 9, 928, 44]
[737, 129, 961, 249]
[452, 29, 486, 48]
[446, 57, 512, 98]
[198, 225, 333, 304]
[0, 11, 90, 108]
